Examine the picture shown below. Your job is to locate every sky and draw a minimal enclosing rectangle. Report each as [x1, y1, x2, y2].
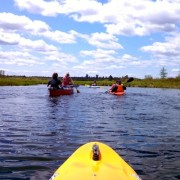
[0, 0, 180, 78]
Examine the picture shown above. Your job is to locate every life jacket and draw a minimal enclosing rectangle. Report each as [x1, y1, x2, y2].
[116, 85, 124, 92]
[63, 76, 72, 86]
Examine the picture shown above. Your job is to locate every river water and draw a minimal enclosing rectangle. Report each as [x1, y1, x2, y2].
[0, 85, 180, 180]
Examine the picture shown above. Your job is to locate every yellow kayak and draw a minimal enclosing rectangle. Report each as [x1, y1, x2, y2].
[50, 142, 141, 180]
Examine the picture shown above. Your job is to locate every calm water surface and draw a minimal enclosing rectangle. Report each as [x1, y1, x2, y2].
[0, 85, 180, 180]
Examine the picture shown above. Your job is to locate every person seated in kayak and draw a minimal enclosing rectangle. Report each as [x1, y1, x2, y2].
[47, 72, 62, 89]
[91, 80, 97, 86]
[62, 72, 74, 86]
[108, 80, 125, 92]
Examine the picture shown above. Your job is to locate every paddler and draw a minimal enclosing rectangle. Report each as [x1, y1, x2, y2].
[62, 72, 74, 86]
[108, 80, 126, 93]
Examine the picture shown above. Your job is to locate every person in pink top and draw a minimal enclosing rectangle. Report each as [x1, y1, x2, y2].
[62, 73, 74, 86]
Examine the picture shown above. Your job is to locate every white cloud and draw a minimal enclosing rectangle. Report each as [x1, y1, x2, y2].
[141, 33, 180, 57]
[44, 51, 78, 64]
[0, 51, 44, 66]
[0, 31, 20, 45]
[14, 0, 180, 36]
[42, 30, 77, 44]
[14, 0, 60, 16]
[19, 38, 57, 52]
[172, 68, 179, 72]
[0, 13, 50, 33]
[87, 32, 123, 49]
[0, 12, 80, 44]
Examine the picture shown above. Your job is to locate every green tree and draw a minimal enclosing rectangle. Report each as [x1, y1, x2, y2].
[160, 67, 167, 79]
[85, 74, 89, 79]
[109, 75, 113, 81]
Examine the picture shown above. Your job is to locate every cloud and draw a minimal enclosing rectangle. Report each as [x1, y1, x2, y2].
[19, 38, 57, 52]
[87, 32, 123, 49]
[0, 30, 57, 52]
[42, 30, 77, 44]
[141, 33, 180, 60]
[0, 31, 20, 45]
[0, 51, 44, 66]
[14, 0, 180, 36]
[0, 12, 78, 44]
[172, 68, 179, 72]
[14, 0, 60, 16]
[0, 13, 50, 34]
[44, 51, 78, 64]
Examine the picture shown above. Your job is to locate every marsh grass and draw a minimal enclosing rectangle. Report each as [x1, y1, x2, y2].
[0, 76, 48, 86]
[0, 76, 180, 89]
[129, 78, 180, 89]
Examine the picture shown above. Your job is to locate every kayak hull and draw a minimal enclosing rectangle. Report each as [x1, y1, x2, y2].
[109, 91, 125, 96]
[50, 142, 141, 180]
[49, 88, 74, 96]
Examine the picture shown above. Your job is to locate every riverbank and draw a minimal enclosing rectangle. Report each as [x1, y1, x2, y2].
[0, 76, 180, 89]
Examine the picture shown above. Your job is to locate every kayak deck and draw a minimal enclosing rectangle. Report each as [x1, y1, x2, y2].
[50, 142, 141, 180]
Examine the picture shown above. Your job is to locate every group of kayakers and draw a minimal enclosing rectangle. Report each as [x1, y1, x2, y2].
[47, 72, 74, 90]
[48, 72, 126, 93]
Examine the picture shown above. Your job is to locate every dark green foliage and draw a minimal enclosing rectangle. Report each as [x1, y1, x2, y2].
[160, 67, 168, 79]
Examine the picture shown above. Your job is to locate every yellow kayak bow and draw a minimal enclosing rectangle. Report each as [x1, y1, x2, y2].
[50, 142, 141, 180]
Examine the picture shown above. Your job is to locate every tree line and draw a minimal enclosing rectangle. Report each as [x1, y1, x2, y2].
[1, 67, 179, 80]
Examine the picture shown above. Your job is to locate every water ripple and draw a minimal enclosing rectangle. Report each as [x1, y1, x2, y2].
[0, 86, 180, 179]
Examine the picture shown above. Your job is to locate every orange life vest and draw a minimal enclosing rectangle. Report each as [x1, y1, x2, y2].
[116, 85, 124, 92]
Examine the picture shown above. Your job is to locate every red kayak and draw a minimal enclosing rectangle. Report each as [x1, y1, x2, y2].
[109, 91, 125, 96]
[49, 88, 74, 96]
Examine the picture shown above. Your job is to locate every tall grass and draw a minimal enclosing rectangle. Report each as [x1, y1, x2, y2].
[0, 76, 180, 89]
[0, 76, 48, 86]
[129, 78, 180, 89]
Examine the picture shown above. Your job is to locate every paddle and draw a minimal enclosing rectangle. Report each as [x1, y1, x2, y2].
[125, 77, 134, 83]
[71, 79, 80, 93]
[105, 77, 134, 93]
[75, 87, 80, 93]
[64, 84, 80, 93]
[72, 84, 80, 93]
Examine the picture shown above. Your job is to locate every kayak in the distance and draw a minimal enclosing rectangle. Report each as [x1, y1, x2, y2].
[50, 141, 141, 180]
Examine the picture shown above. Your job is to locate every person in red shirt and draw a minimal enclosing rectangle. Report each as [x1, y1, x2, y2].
[62, 73, 74, 86]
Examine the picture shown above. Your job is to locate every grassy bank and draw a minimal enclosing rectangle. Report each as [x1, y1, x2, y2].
[0, 76, 180, 89]
[0, 76, 48, 86]
[128, 78, 180, 89]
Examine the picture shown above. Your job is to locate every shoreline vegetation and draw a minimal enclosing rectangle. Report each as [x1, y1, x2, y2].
[0, 75, 180, 89]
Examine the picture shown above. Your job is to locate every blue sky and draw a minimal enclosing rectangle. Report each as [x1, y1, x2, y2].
[0, 0, 180, 78]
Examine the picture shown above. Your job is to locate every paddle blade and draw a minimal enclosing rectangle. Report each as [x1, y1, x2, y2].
[76, 88, 80, 93]
[127, 77, 134, 83]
